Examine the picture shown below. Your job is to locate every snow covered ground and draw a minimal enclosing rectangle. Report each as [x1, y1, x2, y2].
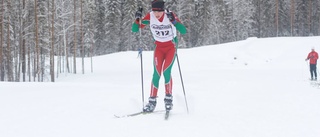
[1, 36, 320, 137]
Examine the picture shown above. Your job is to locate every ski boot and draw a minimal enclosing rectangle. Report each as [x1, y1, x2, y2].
[164, 94, 173, 111]
[143, 97, 157, 112]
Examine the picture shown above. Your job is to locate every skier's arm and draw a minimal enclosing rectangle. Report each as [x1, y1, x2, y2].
[306, 53, 311, 60]
[305, 53, 309, 61]
[168, 12, 186, 35]
[175, 21, 187, 35]
[132, 13, 150, 32]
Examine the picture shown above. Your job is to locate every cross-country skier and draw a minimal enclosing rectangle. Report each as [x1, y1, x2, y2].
[306, 47, 319, 81]
[132, 0, 187, 112]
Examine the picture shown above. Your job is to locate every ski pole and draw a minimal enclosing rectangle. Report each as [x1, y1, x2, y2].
[137, 5, 144, 111]
[138, 47, 144, 110]
[166, 9, 189, 113]
[306, 61, 309, 80]
[176, 53, 189, 113]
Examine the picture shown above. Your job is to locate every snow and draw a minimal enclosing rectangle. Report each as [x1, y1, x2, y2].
[1, 36, 320, 137]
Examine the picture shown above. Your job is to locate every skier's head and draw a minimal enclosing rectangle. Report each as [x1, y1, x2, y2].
[151, 0, 165, 11]
[151, 0, 165, 19]
[312, 47, 315, 51]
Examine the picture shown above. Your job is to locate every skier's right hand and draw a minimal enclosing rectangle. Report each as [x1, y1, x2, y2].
[135, 7, 143, 20]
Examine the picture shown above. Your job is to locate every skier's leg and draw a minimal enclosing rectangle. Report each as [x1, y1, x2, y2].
[144, 47, 165, 112]
[150, 46, 165, 97]
[313, 65, 317, 79]
[310, 65, 314, 79]
[163, 46, 176, 95]
[163, 46, 175, 111]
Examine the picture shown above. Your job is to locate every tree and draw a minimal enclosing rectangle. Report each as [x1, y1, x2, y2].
[94, 0, 107, 55]
[21, 0, 27, 81]
[2, 0, 320, 82]
[0, 0, 4, 81]
[50, 0, 55, 82]
[34, 0, 40, 81]
[81, 0, 84, 74]
[73, 0, 77, 74]
[290, 0, 295, 36]
[6, 0, 13, 81]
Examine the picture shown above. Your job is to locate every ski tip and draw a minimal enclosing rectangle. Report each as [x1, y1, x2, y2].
[164, 111, 170, 120]
[114, 115, 121, 118]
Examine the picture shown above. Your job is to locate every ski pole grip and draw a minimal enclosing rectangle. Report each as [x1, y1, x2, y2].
[138, 47, 143, 54]
[138, 7, 143, 13]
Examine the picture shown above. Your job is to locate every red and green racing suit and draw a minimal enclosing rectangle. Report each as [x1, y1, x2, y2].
[132, 11, 186, 97]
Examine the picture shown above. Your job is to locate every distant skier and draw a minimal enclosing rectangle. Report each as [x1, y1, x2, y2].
[305, 47, 319, 80]
[132, 0, 187, 112]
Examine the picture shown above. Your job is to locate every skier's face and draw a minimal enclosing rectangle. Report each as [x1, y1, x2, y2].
[153, 11, 164, 19]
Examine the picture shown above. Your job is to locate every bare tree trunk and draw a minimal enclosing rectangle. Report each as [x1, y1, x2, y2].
[290, 0, 295, 36]
[17, 0, 22, 82]
[81, 0, 84, 74]
[50, 0, 55, 82]
[308, 0, 312, 35]
[21, 0, 26, 82]
[6, 0, 13, 81]
[0, 0, 3, 81]
[56, 36, 61, 78]
[90, 20, 94, 73]
[66, 32, 69, 73]
[73, 0, 77, 74]
[28, 37, 31, 82]
[7, 25, 11, 81]
[40, 48, 44, 82]
[275, 0, 279, 37]
[34, 0, 39, 81]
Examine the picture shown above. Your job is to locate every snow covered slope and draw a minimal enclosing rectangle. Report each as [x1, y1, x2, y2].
[1, 36, 320, 137]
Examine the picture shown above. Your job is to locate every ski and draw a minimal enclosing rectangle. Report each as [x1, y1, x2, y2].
[114, 110, 165, 118]
[310, 81, 320, 87]
[114, 111, 144, 118]
[164, 110, 170, 120]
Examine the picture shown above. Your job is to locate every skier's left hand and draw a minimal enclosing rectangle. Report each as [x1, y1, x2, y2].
[166, 11, 176, 24]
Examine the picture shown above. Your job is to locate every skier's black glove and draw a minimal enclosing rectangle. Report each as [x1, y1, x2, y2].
[135, 7, 143, 21]
[166, 11, 176, 25]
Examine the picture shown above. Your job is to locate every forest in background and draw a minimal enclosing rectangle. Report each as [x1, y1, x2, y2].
[0, 0, 320, 82]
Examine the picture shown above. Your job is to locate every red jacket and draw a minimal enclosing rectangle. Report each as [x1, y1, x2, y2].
[307, 50, 318, 64]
